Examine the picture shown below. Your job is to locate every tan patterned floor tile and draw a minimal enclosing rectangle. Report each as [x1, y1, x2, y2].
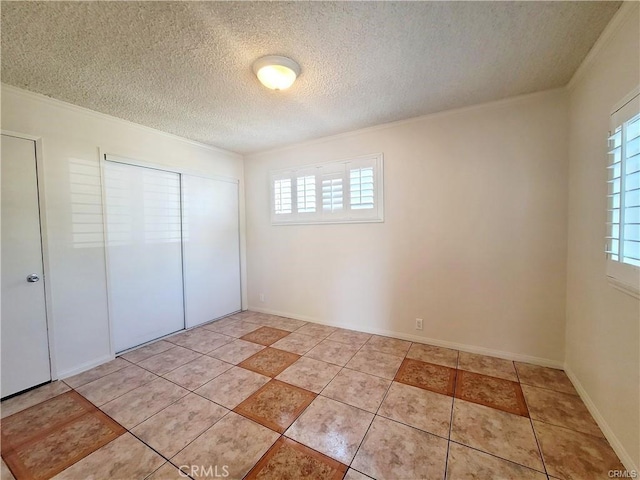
[394, 358, 456, 396]
[245, 437, 347, 480]
[234, 380, 315, 433]
[455, 370, 529, 417]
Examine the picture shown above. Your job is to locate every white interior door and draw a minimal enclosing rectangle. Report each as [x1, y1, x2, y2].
[104, 160, 184, 352]
[1, 134, 51, 398]
[183, 175, 241, 327]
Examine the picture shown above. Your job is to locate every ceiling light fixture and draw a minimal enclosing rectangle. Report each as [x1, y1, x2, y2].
[253, 55, 301, 91]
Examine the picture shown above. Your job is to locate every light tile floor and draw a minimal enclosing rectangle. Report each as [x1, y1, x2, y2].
[0, 311, 628, 480]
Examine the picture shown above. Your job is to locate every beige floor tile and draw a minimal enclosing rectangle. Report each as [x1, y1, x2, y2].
[232, 310, 260, 321]
[132, 393, 228, 458]
[162, 355, 233, 390]
[146, 463, 187, 480]
[137, 346, 202, 375]
[100, 377, 189, 429]
[1, 458, 16, 480]
[451, 399, 544, 471]
[242, 313, 270, 325]
[285, 396, 374, 464]
[171, 412, 279, 479]
[204, 320, 261, 338]
[195, 366, 269, 409]
[351, 416, 448, 480]
[458, 352, 518, 381]
[343, 469, 372, 480]
[515, 362, 577, 395]
[166, 329, 233, 354]
[208, 339, 266, 364]
[276, 357, 341, 393]
[64, 358, 130, 388]
[326, 329, 371, 348]
[52, 433, 164, 480]
[345, 349, 404, 380]
[446, 442, 548, 480]
[305, 339, 361, 367]
[361, 335, 411, 357]
[271, 332, 323, 355]
[1, 381, 70, 418]
[259, 316, 307, 332]
[522, 385, 602, 437]
[378, 381, 452, 437]
[75, 365, 157, 406]
[120, 340, 175, 364]
[406, 343, 459, 368]
[321, 368, 391, 413]
[295, 323, 337, 338]
[534, 420, 625, 480]
[200, 317, 240, 331]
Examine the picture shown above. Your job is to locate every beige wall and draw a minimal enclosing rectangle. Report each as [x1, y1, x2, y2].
[565, 3, 640, 471]
[1, 85, 246, 378]
[245, 88, 569, 365]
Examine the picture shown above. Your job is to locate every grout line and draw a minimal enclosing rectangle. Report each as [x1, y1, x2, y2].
[448, 439, 548, 475]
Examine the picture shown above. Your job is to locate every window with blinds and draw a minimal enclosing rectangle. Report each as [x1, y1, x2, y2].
[606, 91, 640, 296]
[270, 154, 383, 224]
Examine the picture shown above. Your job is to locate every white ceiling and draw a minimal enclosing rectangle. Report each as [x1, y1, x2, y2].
[1, 1, 620, 154]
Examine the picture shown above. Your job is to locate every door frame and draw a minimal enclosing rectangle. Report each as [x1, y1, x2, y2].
[1, 130, 58, 382]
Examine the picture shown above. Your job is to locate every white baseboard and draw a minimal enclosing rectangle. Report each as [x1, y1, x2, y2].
[57, 354, 115, 380]
[247, 306, 564, 369]
[564, 365, 638, 473]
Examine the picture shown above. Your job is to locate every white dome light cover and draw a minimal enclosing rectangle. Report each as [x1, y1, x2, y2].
[253, 55, 301, 91]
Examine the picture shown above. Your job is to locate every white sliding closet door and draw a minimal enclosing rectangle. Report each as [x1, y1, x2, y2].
[183, 175, 241, 327]
[104, 161, 184, 352]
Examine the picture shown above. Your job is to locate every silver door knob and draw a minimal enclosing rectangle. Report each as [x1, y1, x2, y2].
[26, 274, 40, 283]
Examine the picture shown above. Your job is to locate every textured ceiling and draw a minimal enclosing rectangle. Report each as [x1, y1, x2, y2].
[1, 1, 620, 154]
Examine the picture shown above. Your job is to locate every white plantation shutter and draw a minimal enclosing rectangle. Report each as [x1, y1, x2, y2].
[273, 177, 292, 215]
[606, 91, 640, 296]
[350, 166, 375, 210]
[322, 176, 344, 212]
[296, 175, 316, 213]
[270, 154, 383, 224]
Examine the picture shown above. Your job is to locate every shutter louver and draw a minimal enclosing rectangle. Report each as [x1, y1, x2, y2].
[296, 175, 316, 213]
[350, 167, 375, 210]
[322, 177, 343, 212]
[274, 178, 292, 215]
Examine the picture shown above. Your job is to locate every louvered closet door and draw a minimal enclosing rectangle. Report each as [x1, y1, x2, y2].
[104, 161, 184, 352]
[182, 175, 241, 327]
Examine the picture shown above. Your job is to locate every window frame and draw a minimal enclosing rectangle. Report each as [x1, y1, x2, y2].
[606, 88, 640, 298]
[269, 153, 384, 225]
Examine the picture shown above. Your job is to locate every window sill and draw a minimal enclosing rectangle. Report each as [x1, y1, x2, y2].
[607, 276, 640, 300]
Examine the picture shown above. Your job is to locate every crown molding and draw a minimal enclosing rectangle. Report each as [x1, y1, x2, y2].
[246, 87, 566, 159]
[567, 1, 640, 91]
[1, 83, 242, 159]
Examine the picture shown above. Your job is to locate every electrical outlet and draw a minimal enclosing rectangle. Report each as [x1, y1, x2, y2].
[259, 293, 265, 302]
[415, 318, 423, 330]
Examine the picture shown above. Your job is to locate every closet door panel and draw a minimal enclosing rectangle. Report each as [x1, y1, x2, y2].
[104, 161, 184, 352]
[183, 175, 241, 327]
